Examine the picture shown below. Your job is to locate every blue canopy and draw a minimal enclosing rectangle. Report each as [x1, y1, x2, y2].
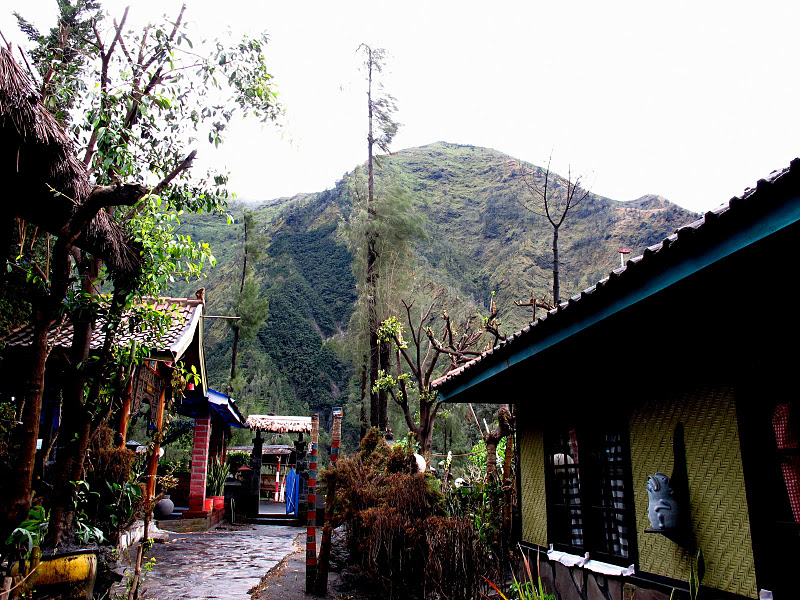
[176, 389, 247, 428]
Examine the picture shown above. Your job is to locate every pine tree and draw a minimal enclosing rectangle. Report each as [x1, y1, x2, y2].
[357, 44, 399, 434]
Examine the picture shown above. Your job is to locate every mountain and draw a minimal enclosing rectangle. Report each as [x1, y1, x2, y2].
[171, 142, 696, 443]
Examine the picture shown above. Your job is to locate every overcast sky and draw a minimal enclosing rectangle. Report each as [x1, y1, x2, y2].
[2, 1, 798, 213]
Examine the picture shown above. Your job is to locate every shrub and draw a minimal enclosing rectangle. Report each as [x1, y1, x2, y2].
[227, 450, 250, 474]
[323, 428, 494, 599]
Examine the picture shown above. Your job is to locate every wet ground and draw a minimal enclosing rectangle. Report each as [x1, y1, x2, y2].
[135, 524, 301, 600]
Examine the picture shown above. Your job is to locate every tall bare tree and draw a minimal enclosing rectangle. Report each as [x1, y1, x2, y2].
[230, 210, 269, 383]
[518, 157, 590, 304]
[357, 43, 399, 434]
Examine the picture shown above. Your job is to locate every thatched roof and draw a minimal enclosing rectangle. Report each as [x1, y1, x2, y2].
[246, 415, 312, 434]
[0, 46, 141, 276]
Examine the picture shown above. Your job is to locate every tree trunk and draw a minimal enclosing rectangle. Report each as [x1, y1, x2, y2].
[365, 47, 380, 434]
[417, 399, 437, 466]
[502, 428, 515, 537]
[378, 340, 390, 432]
[3, 185, 145, 537]
[484, 405, 513, 482]
[552, 224, 560, 304]
[43, 410, 92, 548]
[230, 327, 241, 382]
[1, 245, 71, 536]
[230, 216, 249, 383]
[367, 239, 379, 429]
[2, 315, 51, 533]
[359, 360, 368, 439]
[45, 256, 107, 548]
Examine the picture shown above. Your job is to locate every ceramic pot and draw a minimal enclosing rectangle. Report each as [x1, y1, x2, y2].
[154, 495, 174, 519]
[211, 495, 224, 511]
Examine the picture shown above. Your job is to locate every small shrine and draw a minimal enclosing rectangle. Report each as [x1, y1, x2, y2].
[235, 415, 313, 521]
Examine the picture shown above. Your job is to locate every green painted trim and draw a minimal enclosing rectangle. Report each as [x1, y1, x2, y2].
[439, 195, 800, 401]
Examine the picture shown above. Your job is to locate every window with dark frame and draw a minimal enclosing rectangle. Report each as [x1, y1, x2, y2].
[545, 425, 637, 566]
[772, 402, 800, 534]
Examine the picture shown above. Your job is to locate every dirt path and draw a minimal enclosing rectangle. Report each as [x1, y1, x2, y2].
[251, 531, 372, 600]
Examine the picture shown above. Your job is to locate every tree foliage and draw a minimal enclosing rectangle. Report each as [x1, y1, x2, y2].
[1, 0, 280, 548]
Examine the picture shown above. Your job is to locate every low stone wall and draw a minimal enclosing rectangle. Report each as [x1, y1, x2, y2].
[117, 520, 170, 555]
[156, 510, 223, 533]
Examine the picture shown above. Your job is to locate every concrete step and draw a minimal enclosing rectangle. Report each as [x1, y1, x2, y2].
[243, 514, 303, 527]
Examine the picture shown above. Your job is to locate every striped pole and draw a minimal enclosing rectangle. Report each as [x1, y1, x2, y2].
[330, 408, 342, 466]
[315, 407, 342, 595]
[324, 408, 342, 535]
[305, 413, 319, 592]
[274, 455, 281, 502]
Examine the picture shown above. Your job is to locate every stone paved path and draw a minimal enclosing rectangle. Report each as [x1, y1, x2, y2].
[138, 524, 301, 600]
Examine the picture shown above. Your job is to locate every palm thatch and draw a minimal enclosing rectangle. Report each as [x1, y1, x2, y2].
[246, 415, 313, 433]
[0, 46, 142, 276]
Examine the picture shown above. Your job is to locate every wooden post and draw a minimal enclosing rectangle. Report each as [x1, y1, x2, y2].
[1, 576, 11, 600]
[145, 386, 167, 501]
[305, 414, 319, 593]
[315, 407, 342, 595]
[117, 377, 134, 448]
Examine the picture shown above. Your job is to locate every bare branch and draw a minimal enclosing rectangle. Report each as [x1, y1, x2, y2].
[105, 7, 128, 62]
[514, 293, 554, 321]
[115, 19, 136, 67]
[152, 150, 197, 195]
[16, 47, 39, 85]
[483, 294, 506, 344]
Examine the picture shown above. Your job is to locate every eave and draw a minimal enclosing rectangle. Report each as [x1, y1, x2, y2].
[436, 160, 800, 402]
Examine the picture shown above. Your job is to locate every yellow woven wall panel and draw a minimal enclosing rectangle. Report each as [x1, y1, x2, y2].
[519, 425, 547, 546]
[629, 386, 757, 599]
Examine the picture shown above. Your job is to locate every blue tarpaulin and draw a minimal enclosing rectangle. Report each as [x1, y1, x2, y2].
[285, 467, 299, 516]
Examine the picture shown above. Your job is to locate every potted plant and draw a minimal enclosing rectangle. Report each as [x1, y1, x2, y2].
[4, 506, 99, 600]
[207, 457, 229, 511]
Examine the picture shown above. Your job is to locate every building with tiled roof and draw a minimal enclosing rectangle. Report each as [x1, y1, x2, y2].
[0, 293, 217, 508]
[434, 160, 800, 600]
[2, 295, 206, 372]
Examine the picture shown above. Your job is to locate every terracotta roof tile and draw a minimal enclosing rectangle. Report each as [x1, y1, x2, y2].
[1, 296, 203, 360]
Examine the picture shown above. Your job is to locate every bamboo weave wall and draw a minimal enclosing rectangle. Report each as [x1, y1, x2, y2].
[629, 385, 757, 599]
[519, 425, 548, 546]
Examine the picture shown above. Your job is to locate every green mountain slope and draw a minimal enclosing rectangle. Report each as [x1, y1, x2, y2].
[173, 142, 696, 441]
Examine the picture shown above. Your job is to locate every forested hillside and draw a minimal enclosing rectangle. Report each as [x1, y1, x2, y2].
[172, 142, 696, 449]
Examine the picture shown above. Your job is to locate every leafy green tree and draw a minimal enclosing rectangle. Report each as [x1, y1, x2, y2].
[2, 0, 280, 546]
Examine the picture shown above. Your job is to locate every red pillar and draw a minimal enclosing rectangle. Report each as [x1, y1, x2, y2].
[185, 411, 211, 516]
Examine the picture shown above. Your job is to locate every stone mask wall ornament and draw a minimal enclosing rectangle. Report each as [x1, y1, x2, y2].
[647, 472, 680, 530]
